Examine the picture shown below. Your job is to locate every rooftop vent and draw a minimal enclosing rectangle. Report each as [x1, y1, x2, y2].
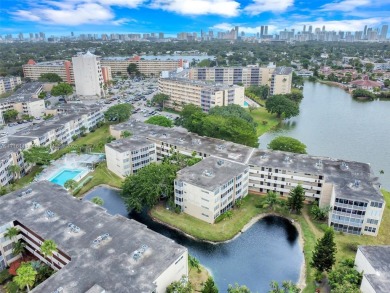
[217, 160, 224, 166]
[45, 210, 55, 219]
[31, 201, 40, 210]
[178, 137, 184, 143]
[91, 233, 110, 248]
[340, 162, 349, 171]
[132, 244, 149, 261]
[68, 223, 80, 233]
[52, 287, 63, 293]
[315, 160, 323, 168]
[216, 144, 226, 150]
[203, 170, 213, 177]
[260, 154, 269, 159]
[352, 179, 361, 188]
[192, 139, 201, 145]
[284, 156, 291, 163]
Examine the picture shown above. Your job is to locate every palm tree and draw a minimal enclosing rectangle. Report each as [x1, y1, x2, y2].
[12, 240, 26, 260]
[188, 255, 200, 273]
[50, 140, 61, 152]
[4, 226, 19, 241]
[40, 239, 58, 268]
[8, 164, 21, 180]
[91, 197, 104, 206]
[265, 191, 279, 211]
[14, 263, 37, 292]
[63, 179, 77, 191]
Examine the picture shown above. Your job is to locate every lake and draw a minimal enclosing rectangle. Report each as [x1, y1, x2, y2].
[84, 187, 303, 293]
[259, 81, 390, 190]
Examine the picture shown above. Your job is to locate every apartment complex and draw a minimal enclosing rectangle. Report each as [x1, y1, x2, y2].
[189, 64, 293, 94]
[0, 83, 45, 123]
[175, 157, 249, 223]
[72, 51, 105, 97]
[101, 56, 185, 77]
[0, 104, 104, 186]
[107, 121, 384, 235]
[0, 76, 22, 94]
[105, 137, 157, 178]
[355, 246, 390, 293]
[0, 181, 188, 292]
[158, 78, 245, 112]
[23, 59, 74, 84]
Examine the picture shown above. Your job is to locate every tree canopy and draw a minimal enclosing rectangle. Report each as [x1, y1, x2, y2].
[51, 82, 73, 96]
[151, 93, 169, 109]
[328, 259, 362, 292]
[3, 109, 18, 122]
[145, 115, 173, 127]
[127, 63, 140, 76]
[208, 104, 256, 126]
[201, 277, 219, 293]
[268, 281, 300, 293]
[166, 276, 192, 293]
[268, 136, 307, 154]
[104, 104, 132, 123]
[14, 263, 37, 292]
[91, 196, 104, 206]
[245, 85, 269, 101]
[286, 184, 305, 214]
[265, 95, 300, 118]
[227, 283, 251, 293]
[121, 162, 179, 212]
[310, 228, 337, 272]
[22, 146, 52, 165]
[38, 73, 63, 82]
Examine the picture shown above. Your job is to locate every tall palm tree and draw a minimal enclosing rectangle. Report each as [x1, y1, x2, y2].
[265, 191, 279, 211]
[4, 226, 19, 241]
[8, 164, 21, 180]
[14, 263, 37, 292]
[40, 239, 58, 268]
[12, 240, 26, 260]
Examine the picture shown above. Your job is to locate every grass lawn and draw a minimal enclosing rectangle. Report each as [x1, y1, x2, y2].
[248, 107, 280, 137]
[12, 166, 44, 190]
[189, 263, 210, 291]
[74, 162, 123, 196]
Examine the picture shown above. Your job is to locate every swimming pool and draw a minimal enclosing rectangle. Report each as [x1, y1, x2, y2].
[244, 101, 249, 106]
[49, 169, 83, 186]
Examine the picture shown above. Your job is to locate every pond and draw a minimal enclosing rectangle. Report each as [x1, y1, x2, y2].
[259, 81, 390, 190]
[84, 187, 303, 293]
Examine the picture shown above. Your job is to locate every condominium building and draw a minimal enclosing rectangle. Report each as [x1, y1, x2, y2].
[101, 65, 112, 84]
[23, 59, 74, 84]
[0, 181, 188, 292]
[355, 246, 390, 293]
[105, 137, 157, 178]
[72, 51, 105, 97]
[107, 121, 384, 235]
[175, 157, 249, 223]
[158, 78, 245, 112]
[0, 83, 45, 122]
[189, 64, 293, 95]
[100, 56, 185, 77]
[0, 76, 22, 94]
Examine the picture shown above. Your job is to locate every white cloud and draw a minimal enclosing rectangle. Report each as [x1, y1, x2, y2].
[12, 10, 42, 22]
[244, 0, 294, 15]
[98, 0, 145, 8]
[111, 17, 137, 25]
[320, 0, 370, 12]
[149, 0, 240, 17]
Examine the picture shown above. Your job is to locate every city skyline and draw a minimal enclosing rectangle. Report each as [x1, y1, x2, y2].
[1, 0, 390, 36]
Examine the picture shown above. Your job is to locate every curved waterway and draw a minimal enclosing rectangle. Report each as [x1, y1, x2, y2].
[259, 81, 390, 190]
[84, 187, 303, 293]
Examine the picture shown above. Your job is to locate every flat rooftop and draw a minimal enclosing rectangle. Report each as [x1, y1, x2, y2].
[274, 66, 293, 75]
[0, 82, 43, 103]
[31, 60, 68, 67]
[176, 156, 248, 191]
[106, 137, 154, 153]
[159, 77, 242, 90]
[0, 181, 187, 293]
[249, 149, 383, 202]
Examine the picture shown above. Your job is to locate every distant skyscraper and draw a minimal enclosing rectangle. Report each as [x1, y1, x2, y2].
[71, 32, 74, 37]
[308, 25, 313, 33]
[264, 26, 268, 35]
[234, 26, 239, 39]
[18, 33, 23, 40]
[29, 33, 33, 39]
[303, 25, 306, 33]
[363, 25, 368, 37]
[322, 26, 325, 32]
[39, 32, 45, 40]
[159, 32, 164, 39]
[260, 26, 264, 37]
[381, 25, 388, 40]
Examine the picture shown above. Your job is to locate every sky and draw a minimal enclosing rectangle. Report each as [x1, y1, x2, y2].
[0, 0, 390, 36]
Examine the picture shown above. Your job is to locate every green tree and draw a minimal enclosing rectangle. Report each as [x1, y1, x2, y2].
[14, 263, 37, 292]
[8, 164, 21, 180]
[91, 196, 104, 206]
[145, 115, 173, 127]
[208, 104, 256, 126]
[265, 191, 279, 211]
[285, 89, 304, 104]
[50, 139, 61, 152]
[310, 228, 337, 272]
[268, 281, 300, 293]
[127, 63, 140, 76]
[64, 179, 77, 190]
[121, 162, 179, 212]
[38, 73, 63, 82]
[328, 259, 362, 292]
[268, 136, 307, 154]
[364, 63, 374, 72]
[201, 277, 218, 293]
[12, 240, 26, 260]
[188, 255, 200, 273]
[104, 104, 132, 123]
[166, 276, 192, 293]
[265, 95, 300, 118]
[4, 227, 19, 241]
[3, 109, 18, 123]
[178, 104, 206, 132]
[40, 239, 58, 267]
[227, 283, 251, 293]
[23, 146, 52, 165]
[384, 79, 390, 87]
[152, 93, 170, 109]
[310, 203, 332, 221]
[286, 184, 305, 214]
[51, 82, 73, 96]
[121, 130, 131, 138]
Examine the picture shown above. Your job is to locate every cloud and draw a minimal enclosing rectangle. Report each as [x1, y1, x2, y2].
[320, 0, 370, 12]
[111, 17, 137, 25]
[12, 10, 42, 22]
[149, 0, 240, 17]
[244, 0, 294, 15]
[98, 0, 145, 7]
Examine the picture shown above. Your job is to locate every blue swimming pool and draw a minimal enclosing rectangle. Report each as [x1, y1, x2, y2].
[50, 169, 82, 186]
[244, 101, 249, 106]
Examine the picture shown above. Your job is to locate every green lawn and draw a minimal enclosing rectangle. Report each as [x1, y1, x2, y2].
[74, 162, 123, 196]
[11, 166, 43, 190]
[248, 107, 280, 137]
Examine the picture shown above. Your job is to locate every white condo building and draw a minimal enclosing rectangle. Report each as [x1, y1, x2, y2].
[72, 52, 105, 97]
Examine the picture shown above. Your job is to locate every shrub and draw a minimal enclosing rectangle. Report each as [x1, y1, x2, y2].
[345, 242, 359, 252]
[5, 281, 19, 293]
[0, 269, 12, 284]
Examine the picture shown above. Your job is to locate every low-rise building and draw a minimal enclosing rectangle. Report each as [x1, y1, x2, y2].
[0, 181, 188, 292]
[158, 78, 244, 112]
[355, 246, 390, 293]
[23, 60, 74, 84]
[105, 137, 157, 178]
[107, 121, 384, 235]
[175, 157, 249, 223]
[0, 76, 22, 94]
